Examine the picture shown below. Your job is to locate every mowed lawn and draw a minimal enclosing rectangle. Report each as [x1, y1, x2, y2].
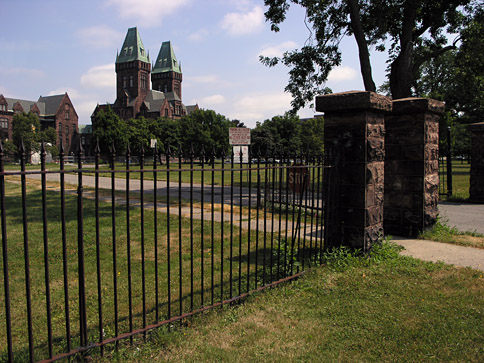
[439, 160, 471, 200]
[0, 178, 319, 362]
[93, 242, 484, 362]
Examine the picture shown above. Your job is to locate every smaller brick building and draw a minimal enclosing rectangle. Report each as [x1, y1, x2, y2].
[0, 92, 79, 154]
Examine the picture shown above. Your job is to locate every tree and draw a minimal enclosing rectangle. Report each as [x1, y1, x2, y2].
[251, 114, 302, 156]
[12, 112, 42, 159]
[151, 117, 181, 154]
[300, 116, 324, 155]
[410, 9, 484, 158]
[179, 109, 232, 159]
[11, 112, 58, 162]
[92, 105, 129, 157]
[261, 0, 474, 110]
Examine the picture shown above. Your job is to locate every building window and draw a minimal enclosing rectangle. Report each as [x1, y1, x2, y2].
[65, 112, 69, 120]
[66, 125, 69, 136]
[123, 77, 127, 88]
[58, 123, 62, 133]
[165, 109, 168, 117]
[0, 118, 8, 129]
[164, 84, 168, 93]
[0, 104, 6, 112]
[66, 137, 69, 149]
[81, 136, 85, 145]
[141, 74, 147, 89]
[130, 76, 133, 87]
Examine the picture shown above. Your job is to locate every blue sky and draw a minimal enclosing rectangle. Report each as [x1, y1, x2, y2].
[0, 0, 390, 128]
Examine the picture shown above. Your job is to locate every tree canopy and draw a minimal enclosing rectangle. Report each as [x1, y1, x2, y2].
[411, 8, 484, 157]
[251, 113, 324, 156]
[12, 112, 57, 159]
[261, 0, 478, 111]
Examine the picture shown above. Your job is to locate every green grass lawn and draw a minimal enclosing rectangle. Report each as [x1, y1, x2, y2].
[0, 179, 321, 362]
[92, 242, 484, 362]
[420, 218, 484, 249]
[439, 160, 471, 201]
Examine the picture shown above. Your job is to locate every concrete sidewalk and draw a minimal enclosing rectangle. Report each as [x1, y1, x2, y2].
[394, 236, 484, 272]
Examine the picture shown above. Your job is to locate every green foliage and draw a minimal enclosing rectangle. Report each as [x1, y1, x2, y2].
[262, 0, 473, 109]
[251, 114, 323, 156]
[413, 10, 484, 158]
[251, 113, 303, 156]
[178, 109, 232, 158]
[11, 111, 57, 160]
[92, 105, 129, 157]
[12, 112, 41, 157]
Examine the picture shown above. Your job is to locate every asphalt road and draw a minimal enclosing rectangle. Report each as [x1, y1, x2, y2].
[438, 201, 484, 234]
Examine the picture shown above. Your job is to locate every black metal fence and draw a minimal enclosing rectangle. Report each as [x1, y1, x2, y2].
[0, 140, 335, 362]
[439, 126, 453, 197]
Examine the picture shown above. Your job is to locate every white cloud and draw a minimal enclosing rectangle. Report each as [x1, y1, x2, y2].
[230, 92, 293, 123]
[221, 6, 264, 36]
[199, 94, 226, 106]
[105, 0, 190, 27]
[77, 25, 123, 48]
[188, 29, 209, 41]
[328, 66, 358, 82]
[80, 64, 115, 89]
[259, 41, 298, 58]
[76, 100, 101, 121]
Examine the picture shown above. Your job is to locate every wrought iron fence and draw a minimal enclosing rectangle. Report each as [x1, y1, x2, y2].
[0, 139, 335, 362]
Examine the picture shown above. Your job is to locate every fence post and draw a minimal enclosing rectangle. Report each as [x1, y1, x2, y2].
[446, 126, 453, 196]
[469, 122, 484, 202]
[384, 98, 444, 237]
[316, 91, 390, 250]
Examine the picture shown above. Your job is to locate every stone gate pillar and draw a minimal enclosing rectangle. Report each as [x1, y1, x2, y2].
[469, 122, 484, 203]
[384, 98, 444, 237]
[316, 91, 390, 250]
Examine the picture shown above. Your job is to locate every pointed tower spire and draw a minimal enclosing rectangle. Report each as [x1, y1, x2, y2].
[151, 41, 183, 100]
[116, 27, 149, 64]
[114, 27, 151, 116]
[152, 41, 181, 74]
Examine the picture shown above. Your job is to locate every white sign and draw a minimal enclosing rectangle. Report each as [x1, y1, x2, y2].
[233, 146, 249, 163]
[150, 139, 157, 148]
[229, 128, 251, 145]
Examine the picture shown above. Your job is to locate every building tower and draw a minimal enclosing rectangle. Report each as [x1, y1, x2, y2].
[115, 27, 151, 118]
[151, 41, 182, 100]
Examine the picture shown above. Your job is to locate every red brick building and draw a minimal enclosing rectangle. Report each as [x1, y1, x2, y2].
[0, 92, 79, 153]
[92, 27, 198, 123]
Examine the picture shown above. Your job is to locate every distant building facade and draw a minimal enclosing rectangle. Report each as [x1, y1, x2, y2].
[92, 27, 198, 124]
[0, 92, 79, 153]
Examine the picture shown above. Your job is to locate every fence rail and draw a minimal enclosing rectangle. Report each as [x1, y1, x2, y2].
[0, 140, 334, 362]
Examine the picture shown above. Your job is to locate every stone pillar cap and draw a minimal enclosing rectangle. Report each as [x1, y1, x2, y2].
[468, 122, 484, 132]
[315, 90, 392, 113]
[392, 97, 445, 115]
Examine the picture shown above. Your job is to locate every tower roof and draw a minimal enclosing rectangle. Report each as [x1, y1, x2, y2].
[152, 41, 182, 74]
[116, 27, 150, 64]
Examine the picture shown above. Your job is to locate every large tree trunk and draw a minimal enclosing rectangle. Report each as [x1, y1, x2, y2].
[389, 5, 416, 99]
[347, 0, 376, 92]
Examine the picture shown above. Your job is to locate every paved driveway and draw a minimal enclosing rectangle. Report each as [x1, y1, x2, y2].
[439, 202, 484, 234]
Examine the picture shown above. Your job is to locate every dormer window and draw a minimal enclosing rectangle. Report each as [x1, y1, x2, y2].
[140, 47, 144, 56]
